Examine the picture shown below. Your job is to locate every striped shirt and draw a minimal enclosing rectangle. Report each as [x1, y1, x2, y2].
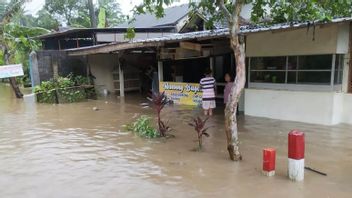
[200, 76, 216, 101]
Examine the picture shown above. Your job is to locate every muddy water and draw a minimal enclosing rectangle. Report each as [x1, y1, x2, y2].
[0, 83, 352, 198]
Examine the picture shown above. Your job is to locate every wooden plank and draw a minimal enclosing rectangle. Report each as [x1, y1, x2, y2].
[180, 41, 202, 51]
[175, 48, 201, 59]
[67, 42, 163, 56]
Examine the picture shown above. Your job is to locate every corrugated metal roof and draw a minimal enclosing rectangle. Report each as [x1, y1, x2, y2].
[240, 17, 352, 34]
[36, 27, 175, 39]
[65, 17, 352, 56]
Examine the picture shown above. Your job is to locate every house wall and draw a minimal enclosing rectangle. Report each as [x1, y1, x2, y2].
[246, 23, 349, 57]
[36, 50, 87, 82]
[342, 94, 352, 124]
[243, 22, 352, 125]
[244, 89, 352, 125]
[336, 23, 350, 53]
[96, 32, 174, 43]
[244, 89, 336, 125]
[88, 54, 117, 95]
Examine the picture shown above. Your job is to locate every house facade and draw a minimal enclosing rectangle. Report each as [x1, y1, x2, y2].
[31, 5, 352, 126]
[244, 20, 352, 125]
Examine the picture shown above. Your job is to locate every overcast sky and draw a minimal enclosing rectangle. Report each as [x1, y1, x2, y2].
[24, 0, 188, 16]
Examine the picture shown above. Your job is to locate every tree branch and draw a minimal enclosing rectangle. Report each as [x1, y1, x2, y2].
[216, 0, 232, 23]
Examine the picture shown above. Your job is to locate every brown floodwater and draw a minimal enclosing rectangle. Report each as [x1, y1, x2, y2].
[0, 83, 351, 198]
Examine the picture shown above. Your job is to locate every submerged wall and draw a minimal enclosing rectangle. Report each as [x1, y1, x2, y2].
[88, 54, 117, 95]
[244, 89, 352, 125]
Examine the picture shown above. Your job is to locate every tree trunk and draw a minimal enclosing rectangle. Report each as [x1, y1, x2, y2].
[3, 48, 23, 98]
[224, 1, 245, 161]
[88, 0, 97, 28]
[9, 77, 23, 98]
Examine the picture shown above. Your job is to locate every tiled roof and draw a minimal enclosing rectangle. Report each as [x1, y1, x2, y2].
[116, 4, 190, 28]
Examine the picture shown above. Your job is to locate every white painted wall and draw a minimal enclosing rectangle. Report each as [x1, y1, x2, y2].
[246, 24, 349, 57]
[88, 54, 118, 95]
[238, 92, 245, 112]
[96, 32, 173, 43]
[336, 23, 350, 53]
[342, 94, 352, 124]
[332, 93, 344, 125]
[244, 89, 352, 125]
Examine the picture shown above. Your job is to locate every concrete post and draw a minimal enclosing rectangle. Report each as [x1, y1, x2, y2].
[158, 61, 163, 82]
[209, 57, 214, 73]
[29, 51, 40, 90]
[263, 148, 276, 176]
[52, 56, 59, 79]
[288, 130, 305, 181]
[118, 61, 125, 97]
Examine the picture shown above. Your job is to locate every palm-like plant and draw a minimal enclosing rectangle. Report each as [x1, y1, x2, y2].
[0, 0, 49, 98]
[189, 117, 211, 150]
[0, 0, 29, 98]
[151, 91, 170, 137]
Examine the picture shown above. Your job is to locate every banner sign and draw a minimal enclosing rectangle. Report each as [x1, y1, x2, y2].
[159, 81, 202, 106]
[0, 64, 24, 79]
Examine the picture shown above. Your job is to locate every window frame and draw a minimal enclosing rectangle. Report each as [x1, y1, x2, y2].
[248, 54, 343, 92]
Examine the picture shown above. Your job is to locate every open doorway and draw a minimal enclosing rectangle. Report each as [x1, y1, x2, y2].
[163, 57, 210, 83]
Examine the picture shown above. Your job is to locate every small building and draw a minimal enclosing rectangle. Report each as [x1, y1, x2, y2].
[30, 5, 352, 126]
[61, 18, 352, 126]
[33, 4, 232, 95]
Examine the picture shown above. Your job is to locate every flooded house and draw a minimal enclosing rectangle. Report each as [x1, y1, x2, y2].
[30, 5, 352, 126]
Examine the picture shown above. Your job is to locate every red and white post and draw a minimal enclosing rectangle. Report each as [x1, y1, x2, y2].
[263, 148, 276, 176]
[288, 130, 305, 181]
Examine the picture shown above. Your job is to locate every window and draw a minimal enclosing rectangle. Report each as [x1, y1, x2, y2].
[296, 55, 332, 85]
[250, 57, 286, 83]
[249, 54, 343, 87]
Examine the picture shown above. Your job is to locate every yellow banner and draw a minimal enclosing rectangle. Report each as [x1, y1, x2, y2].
[159, 81, 202, 106]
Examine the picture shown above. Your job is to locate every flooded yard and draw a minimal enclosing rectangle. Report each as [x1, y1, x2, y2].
[0, 83, 352, 198]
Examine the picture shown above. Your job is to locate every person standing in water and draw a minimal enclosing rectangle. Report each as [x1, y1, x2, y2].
[200, 68, 216, 116]
[223, 73, 233, 105]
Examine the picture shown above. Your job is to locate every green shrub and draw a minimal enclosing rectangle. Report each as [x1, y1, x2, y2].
[126, 115, 159, 138]
[34, 74, 89, 103]
[56, 76, 74, 88]
[74, 75, 89, 86]
[34, 84, 57, 103]
[57, 87, 86, 103]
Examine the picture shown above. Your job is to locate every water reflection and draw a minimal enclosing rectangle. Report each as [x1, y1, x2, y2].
[0, 83, 351, 197]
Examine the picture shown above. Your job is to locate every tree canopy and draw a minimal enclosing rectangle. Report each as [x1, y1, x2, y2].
[252, 0, 352, 24]
[44, 0, 125, 28]
[133, 0, 352, 29]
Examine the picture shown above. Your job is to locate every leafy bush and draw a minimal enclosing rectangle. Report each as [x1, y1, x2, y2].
[56, 76, 75, 88]
[126, 115, 159, 138]
[74, 75, 89, 86]
[57, 87, 86, 103]
[34, 74, 88, 103]
[34, 80, 57, 103]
